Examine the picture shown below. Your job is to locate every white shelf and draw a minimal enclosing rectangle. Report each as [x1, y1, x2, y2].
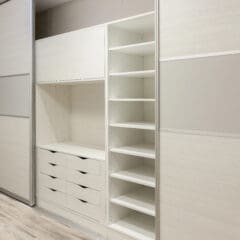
[110, 144, 155, 159]
[109, 98, 155, 102]
[110, 166, 155, 188]
[109, 41, 155, 56]
[109, 70, 155, 78]
[38, 142, 105, 161]
[110, 122, 155, 130]
[111, 188, 155, 216]
[109, 212, 155, 240]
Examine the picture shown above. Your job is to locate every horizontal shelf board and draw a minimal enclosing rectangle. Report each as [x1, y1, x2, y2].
[109, 212, 155, 240]
[110, 188, 155, 216]
[110, 166, 156, 188]
[109, 98, 155, 102]
[37, 78, 104, 85]
[110, 121, 155, 130]
[109, 41, 155, 55]
[110, 144, 155, 159]
[38, 142, 105, 161]
[108, 11, 155, 34]
[109, 70, 155, 78]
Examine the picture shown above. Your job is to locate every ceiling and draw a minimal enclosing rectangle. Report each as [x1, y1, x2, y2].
[36, 0, 74, 12]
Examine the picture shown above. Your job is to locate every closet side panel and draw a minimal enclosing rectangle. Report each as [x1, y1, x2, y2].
[0, 0, 31, 76]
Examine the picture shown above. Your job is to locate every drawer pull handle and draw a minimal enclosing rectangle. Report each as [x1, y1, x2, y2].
[78, 170, 87, 175]
[78, 156, 88, 160]
[78, 184, 88, 189]
[79, 199, 88, 203]
[49, 175, 57, 179]
[49, 188, 57, 192]
[49, 163, 57, 167]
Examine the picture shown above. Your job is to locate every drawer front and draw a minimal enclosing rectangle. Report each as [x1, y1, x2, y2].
[38, 186, 66, 207]
[37, 148, 66, 166]
[67, 169, 104, 190]
[67, 155, 101, 175]
[67, 196, 104, 221]
[39, 160, 66, 179]
[39, 173, 66, 193]
[66, 182, 100, 205]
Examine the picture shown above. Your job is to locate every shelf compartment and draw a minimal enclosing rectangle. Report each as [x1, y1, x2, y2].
[109, 98, 155, 102]
[110, 165, 155, 188]
[109, 70, 155, 78]
[110, 121, 155, 130]
[110, 144, 155, 159]
[38, 142, 105, 161]
[109, 212, 155, 240]
[110, 188, 155, 216]
[109, 41, 155, 56]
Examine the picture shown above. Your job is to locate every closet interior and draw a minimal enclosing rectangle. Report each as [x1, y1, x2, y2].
[34, 2, 159, 240]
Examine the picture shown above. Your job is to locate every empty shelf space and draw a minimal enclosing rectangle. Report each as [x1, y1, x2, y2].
[109, 41, 155, 55]
[109, 212, 155, 240]
[110, 122, 155, 130]
[109, 98, 155, 102]
[109, 70, 155, 78]
[38, 142, 105, 161]
[110, 166, 155, 188]
[111, 188, 155, 216]
[110, 144, 155, 159]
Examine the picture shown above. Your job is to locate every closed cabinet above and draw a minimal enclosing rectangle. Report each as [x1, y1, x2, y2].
[0, 0, 32, 76]
[36, 25, 105, 83]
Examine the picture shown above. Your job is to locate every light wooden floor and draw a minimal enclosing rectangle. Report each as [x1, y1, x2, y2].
[0, 193, 90, 240]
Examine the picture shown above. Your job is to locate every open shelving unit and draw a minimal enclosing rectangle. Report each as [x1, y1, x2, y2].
[107, 11, 157, 240]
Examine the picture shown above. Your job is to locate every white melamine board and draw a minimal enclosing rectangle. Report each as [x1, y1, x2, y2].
[0, 75, 30, 117]
[36, 25, 105, 83]
[111, 144, 155, 159]
[160, 131, 240, 240]
[110, 212, 155, 240]
[161, 53, 240, 134]
[110, 70, 155, 78]
[38, 142, 105, 161]
[0, 0, 31, 76]
[109, 12, 154, 33]
[110, 122, 155, 130]
[111, 165, 155, 188]
[109, 41, 155, 55]
[0, 116, 30, 200]
[109, 98, 155, 102]
[111, 188, 155, 216]
[160, 0, 240, 58]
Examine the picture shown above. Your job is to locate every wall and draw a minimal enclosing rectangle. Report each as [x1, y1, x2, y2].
[36, 0, 154, 39]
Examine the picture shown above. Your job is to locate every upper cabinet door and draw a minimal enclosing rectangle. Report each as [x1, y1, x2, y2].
[0, 0, 31, 76]
[36, 25, 105, 83]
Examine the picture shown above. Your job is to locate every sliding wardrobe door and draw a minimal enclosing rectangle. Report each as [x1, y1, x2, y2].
[0, 0, 34, 205]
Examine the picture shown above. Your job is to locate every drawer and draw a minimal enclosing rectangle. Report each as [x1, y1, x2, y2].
[66, 182, 100, 205]
[37, 148, 66, 166]
[39, 173, 66, 193]
[66, 155, 101, 175]
[38, 186, 66, 207]
[67, 169, 104, 191]
[39, 159, 66, 179]
[67, 196, 104, 221]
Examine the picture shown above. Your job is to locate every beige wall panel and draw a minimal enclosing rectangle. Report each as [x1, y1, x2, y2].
[0, 117, 30, 200]
[0, 0, 31, 76]
[160, 131, 240, 240]
[160, 0, 240, 58]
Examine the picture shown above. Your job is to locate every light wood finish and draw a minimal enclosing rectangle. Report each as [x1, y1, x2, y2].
[160, 131, 240, 240]
[0, 0, 31, 76]
[36, 25, 105, 83]
[0, 116, 30, 200]
[0, 192, 92, 240]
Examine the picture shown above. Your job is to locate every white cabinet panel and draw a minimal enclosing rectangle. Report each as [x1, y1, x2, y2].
[36, 25, 105, 83]
[0, 0, 31, 76]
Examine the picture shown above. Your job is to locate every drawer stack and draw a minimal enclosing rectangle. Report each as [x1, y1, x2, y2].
[37, 146, 105, 222]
